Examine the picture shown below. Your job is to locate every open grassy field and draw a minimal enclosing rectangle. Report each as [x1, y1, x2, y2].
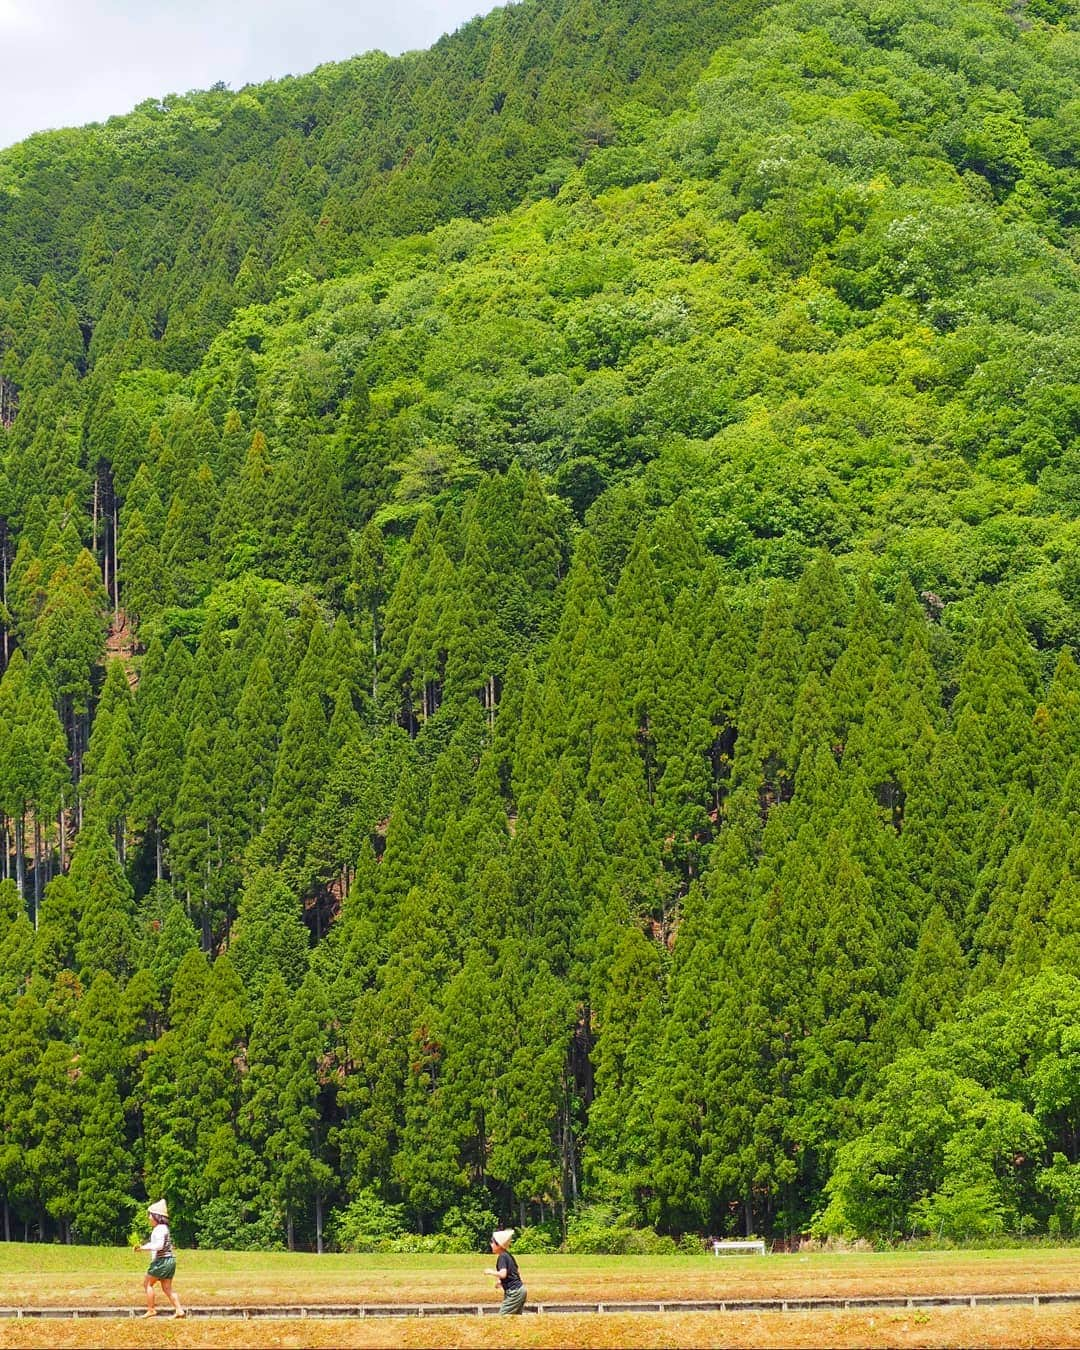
[1, 1245, 1078, 1348]
[3, 1244, 1080, 1307]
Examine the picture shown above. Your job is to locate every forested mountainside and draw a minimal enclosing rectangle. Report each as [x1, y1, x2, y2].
[0, 0, 756, 352]
[1, 0, 1080, 1251]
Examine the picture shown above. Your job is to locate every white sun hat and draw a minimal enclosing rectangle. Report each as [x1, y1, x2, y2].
[148, 1199, 169, 1218]
[492, 1227, 515, 1246]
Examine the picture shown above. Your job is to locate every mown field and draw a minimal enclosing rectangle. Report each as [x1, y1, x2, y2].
[0, 1307, 1078, 1350]
[1, 1245, 1079, 1348]
[2, 1244, 1080, 1307]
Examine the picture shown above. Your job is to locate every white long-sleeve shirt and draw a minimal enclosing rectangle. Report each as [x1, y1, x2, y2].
[140, 1222, 172, 1256]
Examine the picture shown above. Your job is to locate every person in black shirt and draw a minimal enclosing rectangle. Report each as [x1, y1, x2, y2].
[486, 1226, 526, 1314]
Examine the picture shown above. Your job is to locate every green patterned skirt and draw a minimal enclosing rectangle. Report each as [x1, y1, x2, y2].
[146, 1255, 176, 1281]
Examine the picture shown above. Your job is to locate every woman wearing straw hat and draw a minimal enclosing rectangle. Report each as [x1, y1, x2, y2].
[485, 1227, 526, 1315]
[133, 1200, 185, 1319]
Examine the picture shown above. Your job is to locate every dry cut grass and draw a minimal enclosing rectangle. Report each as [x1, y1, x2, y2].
[0, 1307, 1078, 1350]
[2, 1244, 1079, 1349]
[2, 1245, 1080, 1310]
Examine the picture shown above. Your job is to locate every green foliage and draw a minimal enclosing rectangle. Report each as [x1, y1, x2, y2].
[564, 1204, 678, 1254]
[194, 1197, 286, 1252]
[439, 1195, 500, 1250]
[910, 1176, 1011, 1242]
[511, 1224, 559, 1253]
[1, 0, 1080, 1253]
[325, 1188, 407, 1252]
[229, 869, 310, 1000]
[377, 1231, 475, 1253]
[1038, 1154, 1080, 1238]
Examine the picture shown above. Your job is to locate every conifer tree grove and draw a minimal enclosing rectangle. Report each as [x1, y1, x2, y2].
[0, 0, 1079, 1250]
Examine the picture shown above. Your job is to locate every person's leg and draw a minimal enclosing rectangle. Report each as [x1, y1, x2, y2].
[143, 1275, 158, 1315]
[161, 1277, 185, 1317]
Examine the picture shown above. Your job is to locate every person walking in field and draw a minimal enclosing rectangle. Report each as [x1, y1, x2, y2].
[486, 1227, 526, 1315]
[134, 1199, 185, 1319]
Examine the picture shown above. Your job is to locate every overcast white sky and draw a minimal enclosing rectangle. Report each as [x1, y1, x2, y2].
[0, 0, 497, 149]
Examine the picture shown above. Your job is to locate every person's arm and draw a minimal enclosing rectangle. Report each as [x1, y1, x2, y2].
[485, 1256, 508, 1281]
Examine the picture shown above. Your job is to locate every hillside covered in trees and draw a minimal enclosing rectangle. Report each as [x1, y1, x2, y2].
[1, 0, 1080, 1250]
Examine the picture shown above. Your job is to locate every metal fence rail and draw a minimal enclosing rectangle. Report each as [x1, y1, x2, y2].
[1, 1292, 1078, 1319]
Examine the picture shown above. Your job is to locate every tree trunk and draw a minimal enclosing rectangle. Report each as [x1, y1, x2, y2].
[287, 1210, 295, 1252]
[315, 1193, 324, 1255]
[74, 711, 87, 824]
[33, 817, 41, 928]
[371, 614, 378, 703]
[43, 819, 52, 885]
[1, 537, 8, 668]
[14, 811, 24, 900]
[113, 496, 120, 628]
[77, 708, 87, 785]
[568, 1109, 579, 1203]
